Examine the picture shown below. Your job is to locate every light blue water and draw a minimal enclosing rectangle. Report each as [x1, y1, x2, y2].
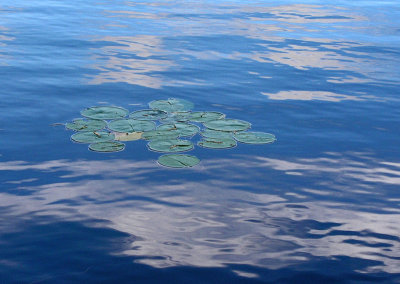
[1, 0, 400, 283]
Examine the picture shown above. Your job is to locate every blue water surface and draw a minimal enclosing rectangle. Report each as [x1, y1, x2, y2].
[1, 0, 400, 283]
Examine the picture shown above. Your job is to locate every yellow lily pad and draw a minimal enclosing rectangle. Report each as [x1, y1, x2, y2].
[113, 131, 143, 141]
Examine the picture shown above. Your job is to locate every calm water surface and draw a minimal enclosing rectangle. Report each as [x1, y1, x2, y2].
[1, 0, 400, 283]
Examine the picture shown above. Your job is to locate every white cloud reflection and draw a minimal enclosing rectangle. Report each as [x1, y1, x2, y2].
[1, 151, 400, 273]
[86, 35, 173, 88]
[0, 26, 14, 65]
[83, 2, 400, 89]
[261, 90, 376, 102]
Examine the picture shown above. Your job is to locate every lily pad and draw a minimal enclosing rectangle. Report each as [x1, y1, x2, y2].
[81, 106, 128, 120]
[71, 131, 115, 143]
[114, 131, 143, 141]
[157, 123, 199, 137]
[108, 119, 155, 133]
[89, 141, 125, 152]
[197, 137, 237, 149]
[158, 154, 200, 168]
[200, 129, 232, 139]
[189, 111, 225, 123]
[234, 132, 276, 144]
[129, 109, 167, 120]
[65, 118, 106, 132]
[148, 139, 194, 153]
[149, 98, 194, 112]
[203, 119, 251, 132]
[142, 130, 180, 140]
[160, 112, 191, 124]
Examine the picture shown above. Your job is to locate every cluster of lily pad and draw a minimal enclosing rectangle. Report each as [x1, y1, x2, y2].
[64, 98, 276, 168]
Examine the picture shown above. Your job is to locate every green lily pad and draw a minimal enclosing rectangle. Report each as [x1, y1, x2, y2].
[81, 106, 128, 120]
[203, 119, 251, 132]
[129, 109, 167, 120]
[65, 118, 106, 132]
[67, 99, 278, 163]
[234, 132, 276, 144]
[189, 111, 225, 123]
[197, 137, 237, 149]
[113, 131, 143, 141]
[158, 154, 200, 168]
[142, 130, 180, 140]
[200, 129, 232, 139]
[149, 98, 194, 112]
[89, 141, 125, 152]
[148, 139, 194, 153]
[157, 123, 199, 137]
[71, 131, 115, 143]
[108, 119, 155, 133]
[160, 112, 191, 124]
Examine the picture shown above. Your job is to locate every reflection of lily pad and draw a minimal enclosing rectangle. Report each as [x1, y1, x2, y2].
[148, 139, 194, 153]
[129, 109, 167, 120]
[149, 98, 194, 112]
[81, 106, 128, 120]
[66, 118, 106, 132]
[114, 131, 143, 141]
[197, 137, 237, 149]
[200, 129, 232, 139]
[203, 119, 251, 132]
[189, 111, 225, 122]
[108, 119, 155, 133]
[71, 131, 115, 143]
[234, 132, 276, 144]
[142, 130, 180, 140]
[89, 141, 125, 152]
[158, 154, 200, 168]
[160, 112, 191, 124]
[157, 123, 199, 137]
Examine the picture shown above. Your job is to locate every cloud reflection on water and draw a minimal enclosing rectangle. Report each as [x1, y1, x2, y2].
[83, 2, 400, 94]
[87, 35, 173, 88]
[1, 0, 400, 281]
[0, 25, 14, 65]
[261, 90, 376, 102]
[1, 152, 399, 272]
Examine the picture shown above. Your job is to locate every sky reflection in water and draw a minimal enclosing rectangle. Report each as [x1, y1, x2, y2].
[1, 152, 400, 274]
[1, 0, 400, 282]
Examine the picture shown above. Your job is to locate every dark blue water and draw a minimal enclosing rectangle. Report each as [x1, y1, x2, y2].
[1, 0, 400, 283]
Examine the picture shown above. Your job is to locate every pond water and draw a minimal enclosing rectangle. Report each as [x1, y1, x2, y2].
[1, 0, 400, 282]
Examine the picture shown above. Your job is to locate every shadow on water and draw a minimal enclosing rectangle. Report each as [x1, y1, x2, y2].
[0, 208, 398, 284]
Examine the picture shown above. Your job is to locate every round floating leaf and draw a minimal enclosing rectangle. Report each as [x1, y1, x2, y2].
[200, 129, 232, 139]
[89, 141, 125, 152]
[108, 119, 155, 133]
[129, 109, 167, 121]
[71, 131, 115, 143]
[148, 139, 194, 153]
[234, 132, 276, 144]
[149, 98, 194, 112]
[114, 131, 143, 141]
[65, 118, 106, 132]
[160, 112, 191, 124]
[157, 123, 199, 137]
[203, 119, 251, 132]
[81, 106, 128, 120]
[158, 154, 200, 168]
[142, 130, 180, 140]
[189, 111, 225, 123]
[197, 137, 237, 149]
